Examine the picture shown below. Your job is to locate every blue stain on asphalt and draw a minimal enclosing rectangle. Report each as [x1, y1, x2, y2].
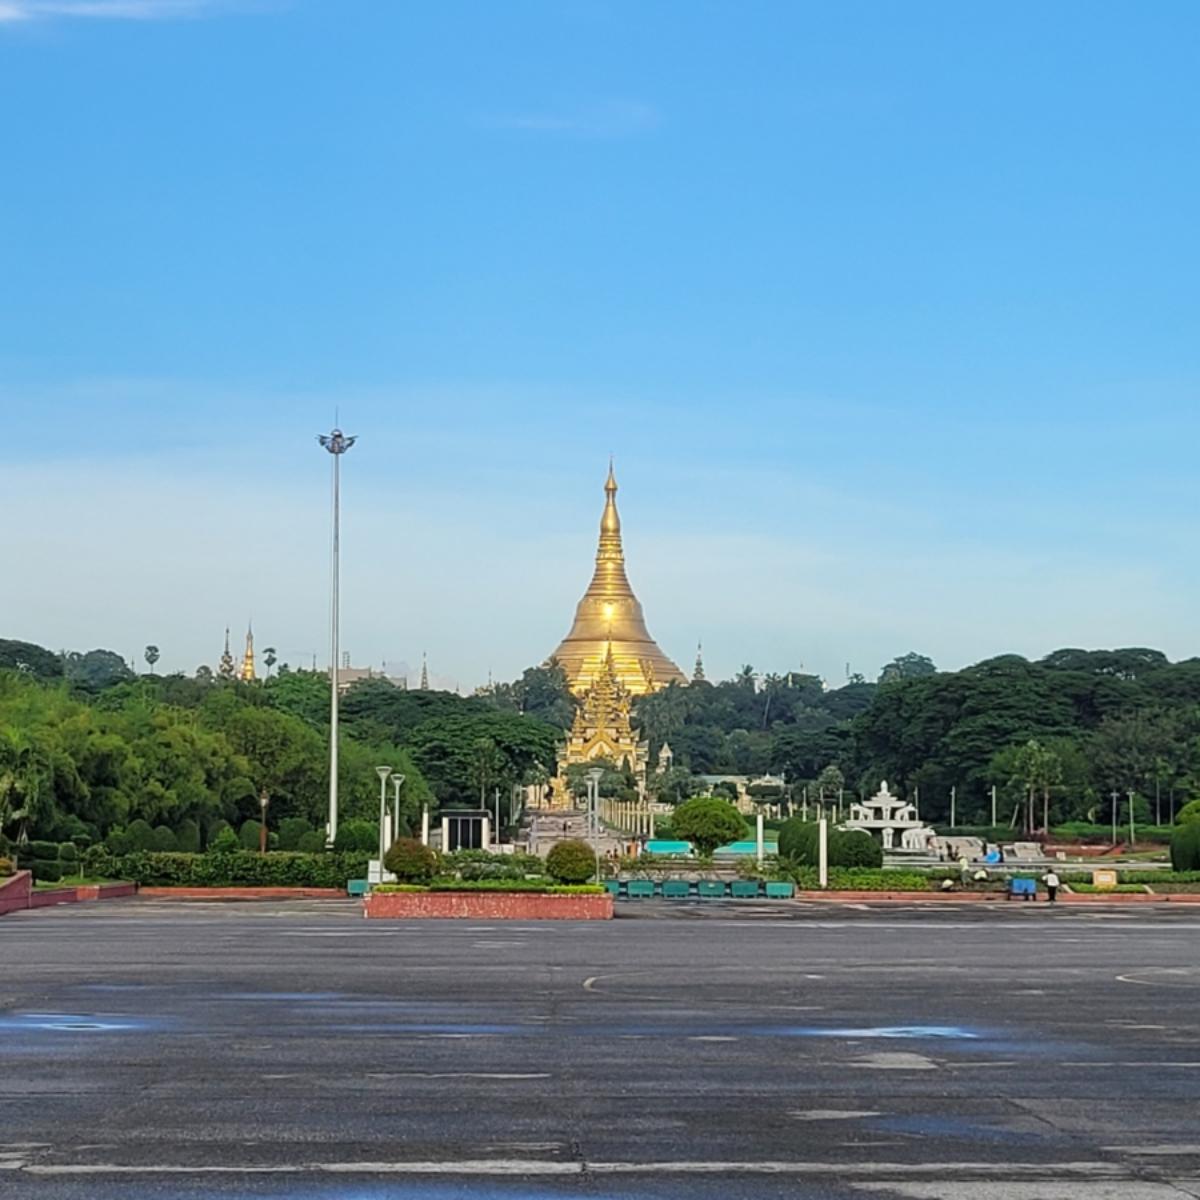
[0, 1012, 151, 1033]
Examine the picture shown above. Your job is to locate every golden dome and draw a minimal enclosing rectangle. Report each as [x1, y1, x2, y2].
[549, 465, 686, 696]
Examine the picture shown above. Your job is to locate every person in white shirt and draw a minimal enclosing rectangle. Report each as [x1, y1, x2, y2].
[1044, 870, 1061, 903]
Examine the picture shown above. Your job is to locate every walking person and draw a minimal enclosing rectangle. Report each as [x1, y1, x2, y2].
[1044, 869, 1061, 904]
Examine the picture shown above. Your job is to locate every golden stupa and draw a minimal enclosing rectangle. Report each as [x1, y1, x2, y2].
[549, 463, 686, 696]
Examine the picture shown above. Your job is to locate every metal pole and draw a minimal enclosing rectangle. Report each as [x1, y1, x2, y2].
[818, 818, 828, 889]
[1128, 790, 1135, 846]
[318, 428, 355, 845]
[950, 785, 956, 829]
[1110, 790, 1118, 845]
[376, 766, 390, 871]
[990, 784, 997, 828]
[258, 788, 269, 854]
[494, 787, 500, 848]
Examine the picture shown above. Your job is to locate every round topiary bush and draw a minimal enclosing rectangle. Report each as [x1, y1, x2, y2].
[829, 829, 883, 868]
[1175, 799, 1200, 826]
[383, 837, 438, 883]
[670, 796, 747, 855]
[0, 856, 14, 877]
[58, 841, 79, 864]
[545, 839, 597, 884]
[1171, 821, 1200, 872]
[777, 819, 820, 864]
[34, 860, 62, 883]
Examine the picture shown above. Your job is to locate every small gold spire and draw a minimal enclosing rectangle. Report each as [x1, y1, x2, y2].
[239, 622, 257, 682]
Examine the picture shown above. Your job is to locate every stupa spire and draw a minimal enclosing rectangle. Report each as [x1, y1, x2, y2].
[548, 463, 686, 696]
[239, 622, 256, 682]
[419, 652, 429, 691]
[218, 627, 235, 679]
[693, 641, 706, 682]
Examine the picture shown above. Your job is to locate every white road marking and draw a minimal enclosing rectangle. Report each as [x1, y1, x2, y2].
[18, 1159, 1144, 1179]
[851, 1052, 938, 1070]
[788, 1109, 880, 1121]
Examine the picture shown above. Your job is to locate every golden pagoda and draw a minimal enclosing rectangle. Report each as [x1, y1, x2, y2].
[238, 623, 256, 683]
[549, 462, 686, 696]
[552, 643, 649, 804]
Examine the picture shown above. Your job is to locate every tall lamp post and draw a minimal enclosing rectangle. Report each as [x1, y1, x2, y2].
[376, 765, 392, 873]
[258, 787, 270, 855]
[318, 427, 357, 846]
[586, 767, 604, 883]
[390, 773, 405, 846]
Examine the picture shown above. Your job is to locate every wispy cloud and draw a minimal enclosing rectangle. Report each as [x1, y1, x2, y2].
[481, 99, 661, 139]
[0, 0, 257, 22]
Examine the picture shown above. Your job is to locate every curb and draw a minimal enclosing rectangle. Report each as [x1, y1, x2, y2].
[789, 889, 1200, 904]
[138, 886, 347, 900]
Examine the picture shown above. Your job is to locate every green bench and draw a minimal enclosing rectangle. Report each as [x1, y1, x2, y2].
[730, 880, 760, 899]
[661, 880, 691, 899]
[697, 880, 727, 900]
[603, 880, 621, 897]
[346, 879, 369, 897]
[765, 881, 795, 899]
[626, 880, 655, 899]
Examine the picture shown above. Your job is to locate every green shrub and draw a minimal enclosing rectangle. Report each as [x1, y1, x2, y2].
[58, 841, 79, 864]
[126, 819, 156, 852]
[238, 819, 263, 850]
[1176, 799, 1200, 825]
[777, 818, 819, 864]
[82, 844, 115, 877]
[28, 839, 59, 860]
[151, 825, 178, 852]
[105, 827, 132, 855]
[296, 830, 327, 853]
[34, 860, 62, 883]
[670, 797, 747, 855]
[176, 819, 201, 854]
[1171, 822, 1200, 872]
[209, 827, 240, 852]
[112, 850, 369, 888]
[277, 817, 312, 851]
[205, 819, 233, 849]
[383, 837, 437, 883]
[545, 839, 596, 883]
[334, 818, 378, 852]
[829, 829, 883, 868]
[441, 849, 544, 881]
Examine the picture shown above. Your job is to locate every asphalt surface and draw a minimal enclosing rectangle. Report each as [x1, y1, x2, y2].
[2, 897, 1200, 1200]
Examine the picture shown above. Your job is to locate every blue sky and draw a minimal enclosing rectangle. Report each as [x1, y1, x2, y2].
[1, 0, 1197, 686]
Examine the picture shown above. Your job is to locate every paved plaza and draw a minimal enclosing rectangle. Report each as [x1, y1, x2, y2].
[3, 898, 1200, 1199]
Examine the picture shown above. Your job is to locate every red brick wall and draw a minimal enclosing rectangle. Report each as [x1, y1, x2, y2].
[0, 870, 32, 915]
[364, 891, 614, 920]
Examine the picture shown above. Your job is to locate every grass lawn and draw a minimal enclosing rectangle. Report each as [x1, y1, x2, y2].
[32, 876, 117, 890]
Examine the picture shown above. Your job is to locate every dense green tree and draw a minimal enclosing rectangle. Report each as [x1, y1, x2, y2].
[879, 652, 937, 684]
[670, 797, 746, 854]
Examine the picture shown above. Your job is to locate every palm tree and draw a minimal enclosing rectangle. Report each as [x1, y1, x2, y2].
[144, 645, 160, 674]
[263, 647, 277, 678]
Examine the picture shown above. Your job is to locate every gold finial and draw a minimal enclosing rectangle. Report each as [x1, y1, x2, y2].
[239, 622, 257, 682]
[605, 456, 617, 493]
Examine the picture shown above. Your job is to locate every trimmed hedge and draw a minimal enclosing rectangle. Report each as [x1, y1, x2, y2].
[91, 850, 369, 888]
[441, 850, 545, 881]
[383, 837, 437, 883]
[1171, 823, 1200, 872]
[546, 839, 597, 883]
[777, 820, 883, 868]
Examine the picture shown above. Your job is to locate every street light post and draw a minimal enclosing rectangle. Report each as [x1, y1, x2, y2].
[390, 773, 405, 848]
[1110, 790, 1119, 845]
[587, 767, 604, 883]
[318, 427, 357, 847]
[376, 765, 391, 874]
[258, 787, 270, 855]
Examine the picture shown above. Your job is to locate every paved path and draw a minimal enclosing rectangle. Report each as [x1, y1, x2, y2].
[3, 897, 1200, 1199]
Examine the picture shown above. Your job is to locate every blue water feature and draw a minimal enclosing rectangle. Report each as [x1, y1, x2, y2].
[644, 838, 778, 855]
[645, 839, 693, 855]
